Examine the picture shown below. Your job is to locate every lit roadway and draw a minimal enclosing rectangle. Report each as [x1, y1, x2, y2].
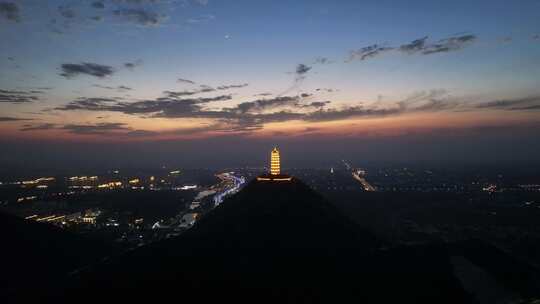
[213, 172, 246, 205]
[343, 160, 377, 192]
[352, 171, 377, 192]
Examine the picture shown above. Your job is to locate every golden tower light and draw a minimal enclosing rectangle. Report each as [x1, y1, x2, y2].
[270, 147, 280, 175]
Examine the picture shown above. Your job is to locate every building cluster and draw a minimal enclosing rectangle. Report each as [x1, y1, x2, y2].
[25, 208, 103, 226]
[4, 170, 246, 249]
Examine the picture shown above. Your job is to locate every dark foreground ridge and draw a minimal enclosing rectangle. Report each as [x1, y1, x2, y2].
[35, 178, 472, 303]
[0, 212, 117, 298]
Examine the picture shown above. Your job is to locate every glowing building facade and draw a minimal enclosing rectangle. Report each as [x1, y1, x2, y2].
[270, 147, 280, 175]
[257, 147, 291, 182]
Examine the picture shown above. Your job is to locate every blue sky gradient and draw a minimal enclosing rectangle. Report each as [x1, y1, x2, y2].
[0, 0, 539, 167]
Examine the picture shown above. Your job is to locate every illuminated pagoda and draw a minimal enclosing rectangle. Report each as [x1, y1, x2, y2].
[270, 147, 280, 175]
[257, 147, 292, 182]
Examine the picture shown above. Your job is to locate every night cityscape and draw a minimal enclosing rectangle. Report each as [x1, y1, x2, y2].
[1, 0, 540, 303]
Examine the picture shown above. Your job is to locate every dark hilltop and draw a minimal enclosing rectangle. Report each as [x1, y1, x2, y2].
[31, 177, 474, 303]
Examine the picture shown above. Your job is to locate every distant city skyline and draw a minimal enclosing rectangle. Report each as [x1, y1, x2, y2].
[1, 0, 539, 168]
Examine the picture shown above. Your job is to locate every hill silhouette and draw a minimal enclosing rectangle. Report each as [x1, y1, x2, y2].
[0, 212, 118, 299]
[37, 177, 473, 303]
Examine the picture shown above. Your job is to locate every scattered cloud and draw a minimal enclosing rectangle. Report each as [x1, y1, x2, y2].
[515, 105, 540, 110]
[316, 88, 336, 93]
[304, 101, 330, 109]
[475, 96, 540, 111]
[399, 36, 428, 54]
[186, 14, 214, 24]
[163, 90, 203, 98]
[304, 91, 457, 122]
[348, 34, 477, 62]
[19, 120, 155, 137]
[52, 84, 540, 135]
[347, 44, 394, 62]
[296, 64, 311, 75]
[0, 89, 40, 103]
[19, 122, 144, 136]
[58, 6, 76, 19]
[93, 85, 114, 90]
[177, 78, 196, 84]
[314, 57, 333, 64]
[129, 95, 233, 116]
[397, 89, 449, 105]
[124, 60, 142, 69]
[114, 8, 163, 26]
[229, 96, 301, 114]
[55, 97, 120, 111]
[60, 63, 115, 78]
[55, 93, 233, 115]
[20, 123, 57, 131]
[254, 93, 273, 97]
[164, 83, 247, 95]
[163, 86, 214, 97]
[0, 2, 20, 22]
[62, 122, 130, 135]
[216, 83, 248, 90]
[421, 34, 476, 55]
[93, 84, 133, 91]
[55, 92, 330, 132]
[304, 106, 400, 122]
[126, 129, 158, 137]
[199, 84, 215, 92]
[91, 1, 105, 9]
[277, 63, 313, 96]
[0, 116, 32, 122]
[118, 85, 132, 91]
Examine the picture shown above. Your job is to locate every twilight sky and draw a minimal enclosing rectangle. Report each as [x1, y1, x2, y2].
[1, 0, 540, 169]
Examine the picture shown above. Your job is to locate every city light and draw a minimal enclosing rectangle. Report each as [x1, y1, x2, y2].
[21, 177, 55, 185]
[97, 181, 122, 189]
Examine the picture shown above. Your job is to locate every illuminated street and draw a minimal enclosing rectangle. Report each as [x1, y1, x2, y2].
[352, 170, 377, 192]
[343, 160, 376, 192]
